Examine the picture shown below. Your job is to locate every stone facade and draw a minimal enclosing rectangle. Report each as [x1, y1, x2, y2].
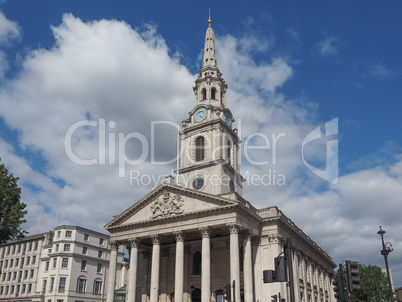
[105, 14, 336, 302]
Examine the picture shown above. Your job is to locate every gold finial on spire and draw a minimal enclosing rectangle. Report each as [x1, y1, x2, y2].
[208, 9, 212, 27]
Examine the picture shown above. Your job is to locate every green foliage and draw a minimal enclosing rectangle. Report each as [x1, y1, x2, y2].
[335, 264, 390, 302]
[0, 158, 28, 243]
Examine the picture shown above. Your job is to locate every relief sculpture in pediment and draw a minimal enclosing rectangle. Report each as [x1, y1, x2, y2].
[150, 191, 184, 219]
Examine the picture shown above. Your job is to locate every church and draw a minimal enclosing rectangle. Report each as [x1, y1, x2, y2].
[104, 14, 336, 302]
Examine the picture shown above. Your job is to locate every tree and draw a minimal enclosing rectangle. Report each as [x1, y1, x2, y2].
[0, 158, 28, 243]
[335, 264, 389, 302]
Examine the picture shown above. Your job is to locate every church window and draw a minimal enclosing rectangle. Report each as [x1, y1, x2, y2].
[226, 139, 231, 165]
[192, 251, 201, 275]
[192, 177, 204, 191]
[211, 87, 216, 99]
[195, 136, 205, 162]
[202, 88, 207, 101]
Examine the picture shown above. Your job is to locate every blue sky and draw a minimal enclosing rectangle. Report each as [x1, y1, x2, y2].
[0, 0, 401, 285]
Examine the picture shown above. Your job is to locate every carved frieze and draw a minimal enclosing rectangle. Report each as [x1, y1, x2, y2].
[150, 191, 184, 219]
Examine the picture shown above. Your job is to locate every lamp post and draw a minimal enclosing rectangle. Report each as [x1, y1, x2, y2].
[377, 226, 394, 302]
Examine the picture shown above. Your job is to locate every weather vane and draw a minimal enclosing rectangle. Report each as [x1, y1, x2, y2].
[208, 9, 212, 27]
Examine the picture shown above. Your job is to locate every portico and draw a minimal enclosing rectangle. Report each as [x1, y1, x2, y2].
[105, 184, 259, 302]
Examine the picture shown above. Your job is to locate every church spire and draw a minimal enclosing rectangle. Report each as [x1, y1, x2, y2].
[202, 9, 218, 68]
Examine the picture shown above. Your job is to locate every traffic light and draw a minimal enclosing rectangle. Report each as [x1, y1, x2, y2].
[332, 278, 344, 300]
[346, 261, 360, 293]
[275, 256, 288, 282]
[224, 283, 231, 302]
[263, 270, 276, 283]
[271, 295, 277, 302]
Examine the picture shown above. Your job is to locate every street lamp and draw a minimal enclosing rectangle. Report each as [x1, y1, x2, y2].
[377, 226, 394, 302]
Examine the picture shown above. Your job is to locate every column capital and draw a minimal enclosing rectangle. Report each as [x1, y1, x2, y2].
[174, 230, 185, 242]
[228, 222, 241, 234]
[110, 240, 119, 251]
[151, 234, 161, 245]
[199, 226, 211, 238]
[130, 237, 139, 248]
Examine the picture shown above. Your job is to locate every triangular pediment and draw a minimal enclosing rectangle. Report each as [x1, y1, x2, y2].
[105, 184, 238, 229]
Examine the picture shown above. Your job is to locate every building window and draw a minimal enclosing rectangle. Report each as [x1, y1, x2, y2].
[42, 279, 47, 293]
[97, 263, 102, 273]
[99, 238, 104, 245]
[10, 259, 13, 267]
[93, 280, 102, 295]
[27, 284, 32, 293]
[98, 250, 103, 258]
[5, 286, 9, 295]
[22, 284, 26, 293]
[57, 231, 61, 239]
[32, 255, 36, 264]
[4, 260, 8, 268]
[13, 271, 16, 280]
[45, 261, 50, 271]
[57, 300, 63, 302]
[17, 244, 21, 253]
[63, 244, 70, 252]
[1, 273, 5, 281]
[211, 87, 216, 99]
[195, 136, 205, 162]
[24, 270, 28, 279]
[34, 241, 38, 251]
[65, 231, 72, 238]
[55, 244, 59, 252]
[18, 270, 22, 280]
[82, 247, 87, 255]
[84, 234, 89, 242]
[15, 258, 19, 267]
[53, 258, 57, 268]
[202, 88, 207, 100]
[61, 258, 68, 268]
[7, 272, 11, 281]
[0, 286, 4, 295]
[76, 277, 86, 293]
[58, 277, 66, 291]
[192, 251, 201, 275]
[20, 257, 24, 267]
[12, 245, 15, 254]
[30, 269, 34, 278]
[50, 277, 55, 291]
[10, 285, 14, 295]
[81, 260, 87, 271]
[28, 242, 32, 251]
[26, 256, 30, 265]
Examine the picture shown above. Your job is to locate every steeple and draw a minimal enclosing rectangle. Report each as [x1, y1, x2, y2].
[177, 12, 244, 199]
[202, 9, 218, 69]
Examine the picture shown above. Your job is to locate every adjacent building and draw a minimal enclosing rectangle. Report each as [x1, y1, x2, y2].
[104, 15, 337, 302]
[0, 226, 125, 302]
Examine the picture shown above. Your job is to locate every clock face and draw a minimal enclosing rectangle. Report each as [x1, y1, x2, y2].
[224, 112, 232, 127]
[194, 108, 207, 122]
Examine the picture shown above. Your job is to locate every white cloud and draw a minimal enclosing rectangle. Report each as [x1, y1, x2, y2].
[0, 11, 20, 43]
[369, 63, 395, 80]
[314, 35, 341, 57]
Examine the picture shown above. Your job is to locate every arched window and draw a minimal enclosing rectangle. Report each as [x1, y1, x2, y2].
[211, 87, 216, 100]
[93, 279, 102, 295]
[226, 139, 231, 165]
[76, 276, 86, 293]
[202, 88, 207, 101]
[195, 136, 205, 162]
[192, 251, 201, 275]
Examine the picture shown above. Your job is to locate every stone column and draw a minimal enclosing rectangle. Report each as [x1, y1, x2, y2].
[200, 227, 211, 302]
[229, 223, 241, 302]
[243, 230, 253, 302]
[174, 231, 185, 302]
[150, 235, 161, 302]
[106, 241, 119, 302]
[127, 238, 139, 302]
